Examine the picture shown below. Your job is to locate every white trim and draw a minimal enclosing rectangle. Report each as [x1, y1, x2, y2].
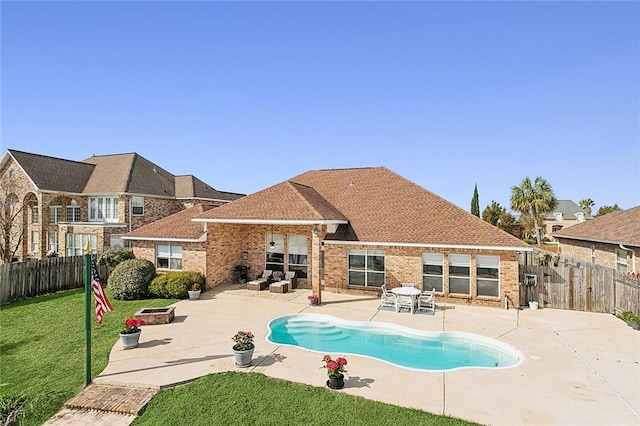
[176, 197, 235, 203]
[554, 234, 640, 249]
[191, 218, 348, 225]
[122, 233, 207, 243]
[58, 221, 127, 228]
[323, 240, 532, 252]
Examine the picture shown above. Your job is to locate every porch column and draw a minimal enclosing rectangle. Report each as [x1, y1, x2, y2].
[311, 228, 322, 303]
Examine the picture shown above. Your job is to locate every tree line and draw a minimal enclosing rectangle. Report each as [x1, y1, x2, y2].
[471, 178, 622, 245]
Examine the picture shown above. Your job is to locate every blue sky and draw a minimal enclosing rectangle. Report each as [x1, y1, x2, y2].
[2, 1, 639, 213]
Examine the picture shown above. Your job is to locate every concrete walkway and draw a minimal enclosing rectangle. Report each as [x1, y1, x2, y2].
[70, 285, 640, 424]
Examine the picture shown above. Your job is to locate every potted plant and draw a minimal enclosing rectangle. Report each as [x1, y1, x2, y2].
[232, 330, 255, 367]
[119, 318, 145, 349]
[322, 354, 348, 389]
[188, 283, 201, 300]
[308, 294, 319, 306]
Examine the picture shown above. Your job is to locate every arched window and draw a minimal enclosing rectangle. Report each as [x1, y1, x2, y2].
[66, 199, 81, 222]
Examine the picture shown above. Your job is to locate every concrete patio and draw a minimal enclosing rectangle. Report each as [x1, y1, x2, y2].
[93, 284, 640, 425]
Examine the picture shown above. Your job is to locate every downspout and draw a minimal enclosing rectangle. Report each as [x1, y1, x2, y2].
[619, 244, 636, 273]
[128, 197, 132, 249]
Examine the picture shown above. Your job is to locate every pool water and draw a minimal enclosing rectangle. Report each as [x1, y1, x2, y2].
[266, 313, 523, 371]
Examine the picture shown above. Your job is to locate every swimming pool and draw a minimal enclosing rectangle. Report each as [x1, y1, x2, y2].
[266, 313, 523, 372]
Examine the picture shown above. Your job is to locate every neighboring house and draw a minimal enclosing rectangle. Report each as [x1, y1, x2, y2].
[0, 149, 243, 261]
[125, 167, 531, 307]
[543, 200, 592, 241]
[553, 206, 640, 273]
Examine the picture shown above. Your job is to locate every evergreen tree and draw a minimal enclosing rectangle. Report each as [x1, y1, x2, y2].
[471, 184, 480, 217]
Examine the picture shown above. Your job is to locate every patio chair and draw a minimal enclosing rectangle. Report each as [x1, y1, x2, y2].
[279, 271, 297, 289]
[247, 270, 272, 291]
[396, 294, 414, 314]
[416, 289, 435, 314]
[379, 284, 396, 310]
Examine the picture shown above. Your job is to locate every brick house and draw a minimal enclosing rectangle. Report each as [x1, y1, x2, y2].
[553, 205, 640, 273]
[542, 200, 592, 241]
[125, 167, 531, 307]
[0, 149, 242, 262]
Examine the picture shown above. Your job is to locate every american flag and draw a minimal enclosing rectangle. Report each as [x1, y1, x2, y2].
[91, 256, 113, 324]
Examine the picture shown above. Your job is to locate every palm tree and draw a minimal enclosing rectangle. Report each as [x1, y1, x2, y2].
[510, 176, 557, 245]
[579, 198, 595, 215]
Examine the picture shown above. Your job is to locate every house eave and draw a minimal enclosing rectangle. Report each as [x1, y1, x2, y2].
[191, 218, 349, 225]
[122, 233, 207, 243]
[553, 234, 640, 248]
[323, 240, 532, 252]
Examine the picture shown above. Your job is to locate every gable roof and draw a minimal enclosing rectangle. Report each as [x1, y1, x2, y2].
[194, 180, 348, 223]
[196, 167, 528, 249]
[124, 204, 210, 241]
[175, 175, 244, 202]
[544, 200, 592, 220]
[553, 205, 640, 247]
[4, 149, 95, 193]
[83, 153, 176, 196]
[1, 149, 242, 201]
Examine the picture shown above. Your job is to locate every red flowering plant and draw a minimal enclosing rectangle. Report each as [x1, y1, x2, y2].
[322, 354, 348, 378]
[232, 331, 255, 351]
[121, 318, 145, 334]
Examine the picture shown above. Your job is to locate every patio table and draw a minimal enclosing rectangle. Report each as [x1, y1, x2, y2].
[391, 286, 421, 314]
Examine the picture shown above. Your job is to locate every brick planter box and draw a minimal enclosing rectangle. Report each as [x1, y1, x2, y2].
[134, 307, 175, 325]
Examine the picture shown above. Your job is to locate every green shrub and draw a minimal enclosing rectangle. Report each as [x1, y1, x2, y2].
[147, 271, 205, 299]
[108, 258, 156, 300]
[149, 274, 170, 299]
[617, 311, 640, 323]
[97, 248, 135, 267]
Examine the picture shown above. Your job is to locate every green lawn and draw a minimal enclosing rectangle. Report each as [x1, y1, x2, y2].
[1, 290, 478, 426]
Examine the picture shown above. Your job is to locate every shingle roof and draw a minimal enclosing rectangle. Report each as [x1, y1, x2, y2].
[3, 149, 241, 201]
[124, 204, 210, 240]
[544, 200, 593, 220]
[175, 175, 244, 201]
[6, 150, 94, 193]
[197, 167, 528, 248]
[195, 180, 348, 222]
[83, 153, 176, 196]
[553, 205, 640, 247]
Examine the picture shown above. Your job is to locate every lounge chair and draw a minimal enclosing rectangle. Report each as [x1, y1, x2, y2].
[379, 284, 396, 310]
[279, 271, 297, 289]
[416, 288, 435, 314]
[247, 270, 272, 291]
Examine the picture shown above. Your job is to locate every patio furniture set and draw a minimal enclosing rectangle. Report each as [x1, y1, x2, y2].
[380, 284, 435, 314]
[246, 270, 298, 293]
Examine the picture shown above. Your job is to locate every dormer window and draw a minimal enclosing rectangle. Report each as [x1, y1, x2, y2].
[554, 212, 563, 221]
[576, 212, 584, 222]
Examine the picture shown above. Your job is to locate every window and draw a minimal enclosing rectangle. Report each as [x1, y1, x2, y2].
[31, 203, 39, 224]
[576, 212, 584, 222]
[49, 205, 62, 224]
[265, 234, 284, 272]
[422, 253, 443, 292]
[66, 233, 97, 256]
[348, 249, 385, 288]
[449, 254, 470, 295]
[591, 245, 596, 263]
[476, 255, 500, 297]
[48, 231, 58, 254]
[554, 212, 563, 221]
[110, 234, 125, 250]
[551, 225, 563, 233]
[616, 249, 628, 273]
[31, 231, 39, 255]
[132, 196, 144, 215]
[89, 197, 119, 222]
[66, 200, 81, 222]
[287, 234, 308, 278]
[9, 169, 16, 179]
[156, 244, 182, 270]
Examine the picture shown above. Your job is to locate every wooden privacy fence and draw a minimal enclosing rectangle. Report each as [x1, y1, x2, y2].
[0, 256, 110, 304]
[519, 255, 640, 316]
